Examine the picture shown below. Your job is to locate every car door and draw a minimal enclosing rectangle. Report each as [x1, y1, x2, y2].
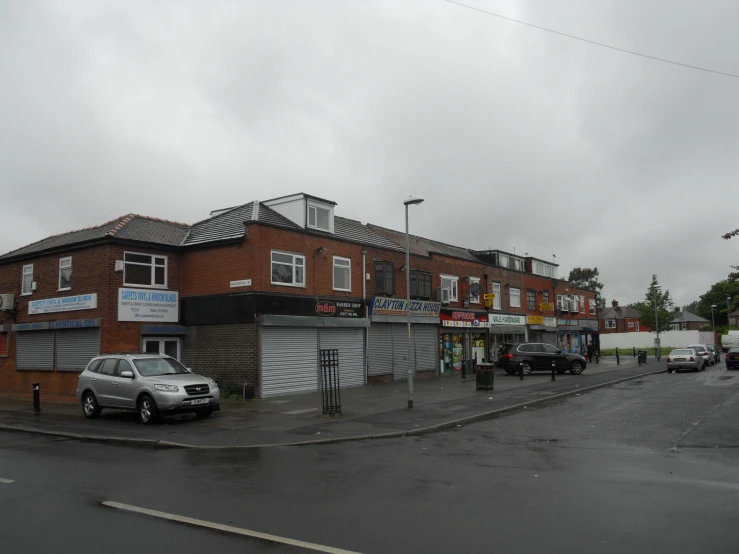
[94, 358, 119, 406]
[110, 359, 138, 409]
[542, 343, 567, 370]
[526, 344, 548, 370]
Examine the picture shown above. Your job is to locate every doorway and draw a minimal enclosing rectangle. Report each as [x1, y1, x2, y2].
[142, 337, 181, 360]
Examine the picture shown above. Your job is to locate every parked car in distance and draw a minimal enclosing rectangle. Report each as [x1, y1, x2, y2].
[497, 342, 587, 376]
[687, 344, 713, 366]
[666, 348, 705, 373]
[726, 347, 739, 370]
[76, 354, 220, 424]
[720, 331, 739, 352]
[706, 344, 720, 364]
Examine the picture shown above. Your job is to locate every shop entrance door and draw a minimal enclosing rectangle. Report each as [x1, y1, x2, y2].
[142, 337, 181, 360]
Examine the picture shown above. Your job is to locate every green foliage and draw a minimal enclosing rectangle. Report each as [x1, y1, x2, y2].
[694, 280, 739, 324]
[638, 274, 675, 333]
[219, 381, 244, 400]
[568, 267, 604, 294]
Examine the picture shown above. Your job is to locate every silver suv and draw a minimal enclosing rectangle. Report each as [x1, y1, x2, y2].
[76, 354, 220, 424]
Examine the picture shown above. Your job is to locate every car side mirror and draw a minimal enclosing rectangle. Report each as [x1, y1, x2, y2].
[556, 349, 562, 355]
[120, 370, 134, 379]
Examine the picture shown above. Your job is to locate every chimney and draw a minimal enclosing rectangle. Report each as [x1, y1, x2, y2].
[611, 300, 619, 307]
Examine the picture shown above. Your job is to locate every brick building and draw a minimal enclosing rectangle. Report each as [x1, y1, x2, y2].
[668, 311, 709, 331]
[0, 192, 598, 401]
[599, 300, 651, 334]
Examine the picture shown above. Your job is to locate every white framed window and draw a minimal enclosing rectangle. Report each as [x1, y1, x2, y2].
[510, 287, 521, 308]
[469, 277, 480, 304]
[440, 275, 458, 302]
[124, 252, 167, 288]
[681, 322, 687, 330]
[534, 262, 555, 278]
[557, 294, 563, 310]
[628, 321, 635, 328]
[492, 282, 501, 310]
[605, 319, 616, 329]
[271, 251, 306, 286]
[59, 257, 72, 291]
[580, 295, 585, 314]
[636, 322, 640, 331]
[571, 295, 579, 312]
[307, 204, 331, 232]
[21, 264, 33, 295]
[333, 256, 351, 291]
[589, 299, 596, 315]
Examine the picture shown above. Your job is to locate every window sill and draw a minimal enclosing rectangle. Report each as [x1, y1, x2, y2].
[333, 289, 352, 293]
[58, 288, 72, 292]
[122, 284, 168, 289]
[271, 282, 306, 288]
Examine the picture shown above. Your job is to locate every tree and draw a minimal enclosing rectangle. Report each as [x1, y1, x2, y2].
[693, 279, 739, 325]
[568, 267, 605, 307]
[638, 274, 675, 333]
[682, 300, 699, 314]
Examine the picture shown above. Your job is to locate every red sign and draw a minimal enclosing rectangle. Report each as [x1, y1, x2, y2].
[315, 301, 337, 316]
[452, 311, 476, 321]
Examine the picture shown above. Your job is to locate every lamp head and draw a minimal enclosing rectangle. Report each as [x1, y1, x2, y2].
[403, 197, 424, 206]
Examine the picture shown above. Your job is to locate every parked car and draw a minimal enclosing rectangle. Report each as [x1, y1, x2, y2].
[76, 354, 220, 424]
[726, 346, 739, 370]
[706, 344, 720, 364]
[497, 342, 587, 376]
[687, 344, 713, 366]
[666, 348, 705, 373]
[720, 331, 739, 352]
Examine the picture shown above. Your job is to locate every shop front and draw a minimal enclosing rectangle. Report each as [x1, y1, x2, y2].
[488, 313, 527, 358]
[367, 296, 441, 383]
[12, 318, 102, 372]
[526, 315, 558, 346]
[140, 325, 187, 360]
[439, 309, 490, 373]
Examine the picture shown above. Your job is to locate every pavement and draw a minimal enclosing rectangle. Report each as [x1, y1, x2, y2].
[2, 361, 738, 553]
[0, 355, 666, 448]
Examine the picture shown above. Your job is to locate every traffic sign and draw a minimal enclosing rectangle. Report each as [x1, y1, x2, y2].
[484, 293, 496, 300]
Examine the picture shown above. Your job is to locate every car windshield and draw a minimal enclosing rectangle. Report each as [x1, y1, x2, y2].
[688, 345, 706, 353]
[133, 357, 189, 377]
[671, 349, 693, 356]
[730, 347, 739, 353]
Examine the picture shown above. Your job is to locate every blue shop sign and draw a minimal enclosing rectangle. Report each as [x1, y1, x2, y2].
[140, 325, 187, 335]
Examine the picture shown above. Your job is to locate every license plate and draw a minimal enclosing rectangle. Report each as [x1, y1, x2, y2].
[191, 398, 210, 406]
[732, 356, 738, 360]
[675, 358, 685, 361]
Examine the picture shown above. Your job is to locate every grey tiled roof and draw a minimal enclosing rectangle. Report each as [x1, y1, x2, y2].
[599, 306, 641, 320]
[183, 203, 254, 245]
[670, 311, 709, 323]
[368, 224, 479, 261]
[0, 215, 190, 260]
[335, 218, 404, 251]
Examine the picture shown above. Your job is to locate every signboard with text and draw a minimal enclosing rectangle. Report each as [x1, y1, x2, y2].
[369, 296, 441, 317]
[118, 288, 179, 322]
[488, 313, 526, 326]
[440, 311, 488, 328]
[539, 302, 554, 312]
[314, 300, 362, 318]
[527, 315, 545, 325]
[28, 293, 97, 315]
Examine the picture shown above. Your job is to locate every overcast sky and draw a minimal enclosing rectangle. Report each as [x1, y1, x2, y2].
[2, 0, 737, 306]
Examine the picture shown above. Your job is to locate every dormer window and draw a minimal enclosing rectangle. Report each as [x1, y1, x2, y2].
[308, 205, 331, 231]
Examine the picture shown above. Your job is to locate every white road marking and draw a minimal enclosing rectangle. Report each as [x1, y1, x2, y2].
[102, 501, 363, 554]
[0, 478, 14, 484]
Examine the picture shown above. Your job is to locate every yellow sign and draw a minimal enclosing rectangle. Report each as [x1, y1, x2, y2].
[527, 315, 545, 325]
[539, 302, 554, 312]
[484, 300, 493, 308]
[484, 293, 496, 300]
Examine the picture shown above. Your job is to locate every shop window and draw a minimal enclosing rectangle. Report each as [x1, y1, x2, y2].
[589, 299, 596, 315]
[271, 251, 306, 287]
[374, 262, 394, 296]
[333, 256, 351, 292]
[411, 271, 433, 300]
[21, 264, 33, 295]
[440, 275, 458, 302]
[492, 282, 501, 310]
[527, 290, 536, 311]
[510, 287, 521, 308]
[0, 332, 8, 357]
[469, 277, 481, 304]
[124, 252, 167, 288]
[59, 257, 72, 291]
[307, 204, 331, 231]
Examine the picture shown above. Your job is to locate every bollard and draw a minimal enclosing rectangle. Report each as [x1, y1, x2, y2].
[461, 358, 466, 380]
[32, 382, 40, 414]
[595, 351, 599, 364]
[551, 360, 556, 381]
[616, 347, 620, 365]
[519, 361, 524, 381]
[633, 347, 636, 358]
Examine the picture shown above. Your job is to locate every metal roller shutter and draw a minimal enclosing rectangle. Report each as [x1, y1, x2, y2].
[368, 323, 393, 376]
[56, 328, 101, 371]
[414, 325, 438, 374]
[392, 323, 415, 381]
[16, 331, 54, 370]
[319, 328, 365, 389]
[261, 327, 318, 397]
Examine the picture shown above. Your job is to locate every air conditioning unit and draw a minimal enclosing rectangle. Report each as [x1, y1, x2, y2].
[0, 293, 15, 311]
[436, 287, 450, 305]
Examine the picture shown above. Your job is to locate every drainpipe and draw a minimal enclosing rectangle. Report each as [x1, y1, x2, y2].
[362, 250, 368, 384]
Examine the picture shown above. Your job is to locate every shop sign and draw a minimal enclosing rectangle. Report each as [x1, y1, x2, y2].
[28, 293, 97, 315]
[527, 315, 545, 325]
[369, 296, 441, 317]
[440, 312, 489, 328]
[141, 325, 187, 335]
[544, 317, 557, 328]
[49, 318, 100, 329]
[488, 313, 526, 326]
[118, 288, 179, 322]
[539, 302, 554, 312]
[558, 319, 578, 326]
[230, 279, 252, 288]
[315, 300, 362, 318]
[12, 322, 50, 331]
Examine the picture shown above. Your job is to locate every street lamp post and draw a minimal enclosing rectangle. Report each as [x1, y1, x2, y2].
[654, 285, 662, 360]
[712, 304, 717, 335]
[404, 196, 424, 409]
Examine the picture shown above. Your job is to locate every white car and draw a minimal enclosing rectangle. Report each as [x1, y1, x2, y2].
[687, 344, 713, 367]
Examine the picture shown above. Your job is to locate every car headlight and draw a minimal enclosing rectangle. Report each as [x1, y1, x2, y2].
[209, 379, 218, 390]
[154, 384, 179, 392]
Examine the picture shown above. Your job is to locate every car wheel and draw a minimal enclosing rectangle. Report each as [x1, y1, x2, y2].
[521, 361, 533, 376]
[569, 361, 584, 375]
[137, 395, 159, 425]
[81, 392, 101, 419]
[195, 408, 213, 419]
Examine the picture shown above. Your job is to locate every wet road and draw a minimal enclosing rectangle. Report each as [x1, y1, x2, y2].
[2, 363, 739, 554]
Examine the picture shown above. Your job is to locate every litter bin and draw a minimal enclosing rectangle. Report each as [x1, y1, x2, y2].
[638, 350, 647, 365]
[475, 362, 495, 391]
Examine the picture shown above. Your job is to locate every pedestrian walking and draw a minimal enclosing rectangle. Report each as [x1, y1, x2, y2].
[586, 342, 594, 363]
